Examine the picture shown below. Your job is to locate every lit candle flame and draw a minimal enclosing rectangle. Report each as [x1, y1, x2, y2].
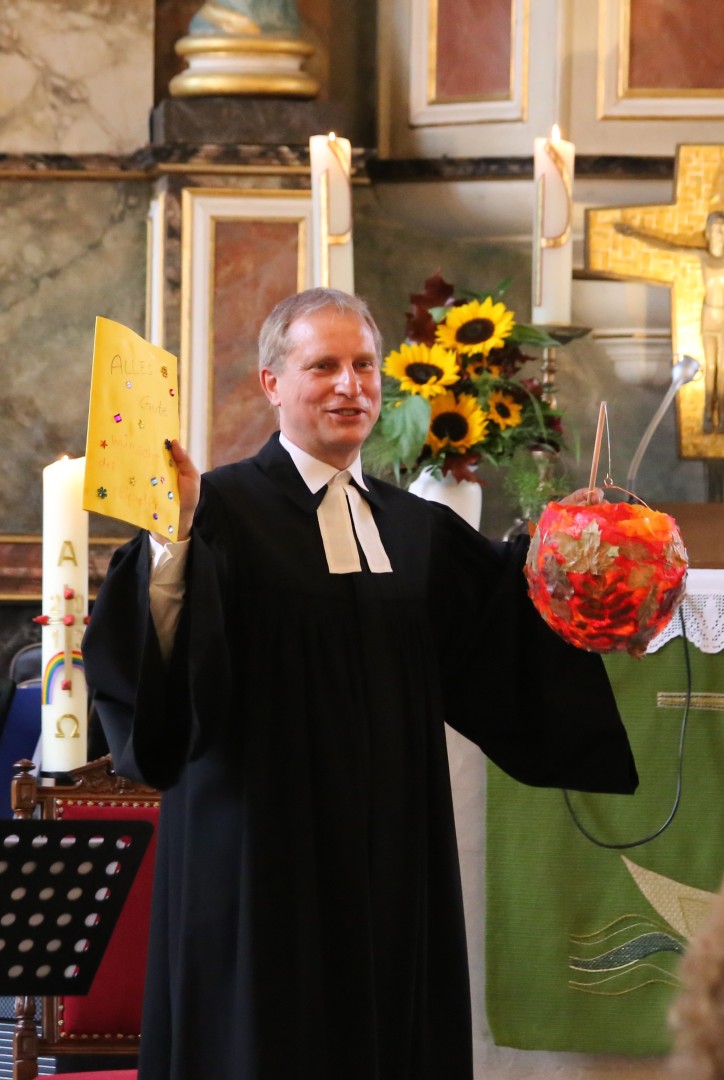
[328, 131, 336, 142]
[551, 123, 561, 143]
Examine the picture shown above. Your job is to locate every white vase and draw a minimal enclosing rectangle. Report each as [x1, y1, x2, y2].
[408, 468, 483, 530]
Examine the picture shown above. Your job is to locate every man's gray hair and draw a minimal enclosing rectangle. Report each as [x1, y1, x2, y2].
[258, 288, 383, 372]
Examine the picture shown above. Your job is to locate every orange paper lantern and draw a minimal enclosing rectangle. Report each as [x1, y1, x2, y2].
[525, 501, 688, 658]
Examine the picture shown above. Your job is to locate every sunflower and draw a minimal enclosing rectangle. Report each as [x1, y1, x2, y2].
[383, 342, 459, 399]
[487, 389, 524, 430]
[426, 392, 488, 455]
[435, 297, 515, 357]
[465, 354, 501, 379]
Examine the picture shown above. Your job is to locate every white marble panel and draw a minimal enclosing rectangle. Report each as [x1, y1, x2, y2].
[0, 179, 149, 534]
[0, 0, 154, 153]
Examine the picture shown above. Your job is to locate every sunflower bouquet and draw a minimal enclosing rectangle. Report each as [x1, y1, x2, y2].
[364, 272, 565, 489]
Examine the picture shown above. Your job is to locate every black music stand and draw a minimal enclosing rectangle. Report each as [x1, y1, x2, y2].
[0, 817, 153, 996]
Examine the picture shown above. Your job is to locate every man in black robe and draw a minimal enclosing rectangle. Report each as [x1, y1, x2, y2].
[82, 288, 638, 1080]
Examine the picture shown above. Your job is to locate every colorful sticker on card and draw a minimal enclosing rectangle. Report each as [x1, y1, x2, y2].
[83, 316, 180, 535]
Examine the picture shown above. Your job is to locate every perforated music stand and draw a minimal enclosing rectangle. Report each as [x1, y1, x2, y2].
[0, 817, 152, 996]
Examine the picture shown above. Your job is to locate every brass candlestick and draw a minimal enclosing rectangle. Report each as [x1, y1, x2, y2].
[532, 324, 591, 408]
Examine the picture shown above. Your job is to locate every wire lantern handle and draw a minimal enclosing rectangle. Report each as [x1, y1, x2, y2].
[586, 401, 652, 506]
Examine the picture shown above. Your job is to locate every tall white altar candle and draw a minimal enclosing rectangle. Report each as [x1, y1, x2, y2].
[39, 455, 89, 773]
[310, 132, 355, 293]
[532, 125, 575, 326]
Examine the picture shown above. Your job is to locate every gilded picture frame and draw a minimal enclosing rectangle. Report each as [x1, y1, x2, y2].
[598, 0, 724, 120]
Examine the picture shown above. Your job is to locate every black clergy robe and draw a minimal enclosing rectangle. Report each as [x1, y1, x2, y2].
[82, 433, 638, 1080]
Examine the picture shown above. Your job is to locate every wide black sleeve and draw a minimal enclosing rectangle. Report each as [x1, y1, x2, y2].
[429, 507, 639, 795]
[82, 481, 232, 790]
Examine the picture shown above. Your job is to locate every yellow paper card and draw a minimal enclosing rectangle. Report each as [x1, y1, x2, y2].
[83, 317, 180, 536]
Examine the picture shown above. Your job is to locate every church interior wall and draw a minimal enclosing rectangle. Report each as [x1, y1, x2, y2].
[0, 2, 722, 1077]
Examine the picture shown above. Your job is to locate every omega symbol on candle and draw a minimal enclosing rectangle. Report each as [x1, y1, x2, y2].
[55, 714, 81, 739]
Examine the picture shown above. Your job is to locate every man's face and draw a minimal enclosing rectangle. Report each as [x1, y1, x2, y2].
[260, 308, 382, 469]
[709, 221, 724, 257]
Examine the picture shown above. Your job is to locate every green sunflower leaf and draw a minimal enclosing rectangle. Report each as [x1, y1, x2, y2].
[459, 279, 512, 303]
[509, 324, 561, 347]
[379, 394, 431, 467]
[493, 276, 513, 297]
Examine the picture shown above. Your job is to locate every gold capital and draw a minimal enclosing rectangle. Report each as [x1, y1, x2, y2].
[57, 541, 78, 567]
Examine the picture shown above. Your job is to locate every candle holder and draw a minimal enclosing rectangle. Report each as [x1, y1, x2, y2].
[532, 324, 591, 408]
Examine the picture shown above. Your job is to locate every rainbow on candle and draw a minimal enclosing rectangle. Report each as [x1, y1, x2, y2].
[42, 650, 85, 705]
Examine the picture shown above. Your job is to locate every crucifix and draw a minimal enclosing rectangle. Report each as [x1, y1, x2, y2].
[585, 143, 724, 466]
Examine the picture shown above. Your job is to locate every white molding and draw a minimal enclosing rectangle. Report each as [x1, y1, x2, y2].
[598, 0, 724, 121]
[408, 0, 528, 127]
[145, 192, 166, 348]
[591, 328, 673, 386]
[377, 0, 560, 158]
[179, 189, 313, 472]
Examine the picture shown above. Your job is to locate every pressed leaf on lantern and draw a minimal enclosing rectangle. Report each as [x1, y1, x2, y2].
[552, 520, 620, 575]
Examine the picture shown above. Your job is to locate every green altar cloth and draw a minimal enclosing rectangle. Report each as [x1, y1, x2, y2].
[486, 632, 724, 1054]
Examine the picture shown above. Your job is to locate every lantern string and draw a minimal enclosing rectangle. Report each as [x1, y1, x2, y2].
[587, 401, 617, 499]
[562, 608, 691, 850]
[586, 401, 608, 502]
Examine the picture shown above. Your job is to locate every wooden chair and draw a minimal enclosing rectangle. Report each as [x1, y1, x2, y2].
[0, 683, 41, 819]
[10, 756, 160, 1080]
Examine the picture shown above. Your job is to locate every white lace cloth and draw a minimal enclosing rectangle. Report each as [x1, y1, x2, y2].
[647, 568, 724, 654]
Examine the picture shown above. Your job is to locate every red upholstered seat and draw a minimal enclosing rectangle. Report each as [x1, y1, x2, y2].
[10, 756, 160, 1080]
[56, 802, 158, 1042]
[35, 1073, 137, 1080]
